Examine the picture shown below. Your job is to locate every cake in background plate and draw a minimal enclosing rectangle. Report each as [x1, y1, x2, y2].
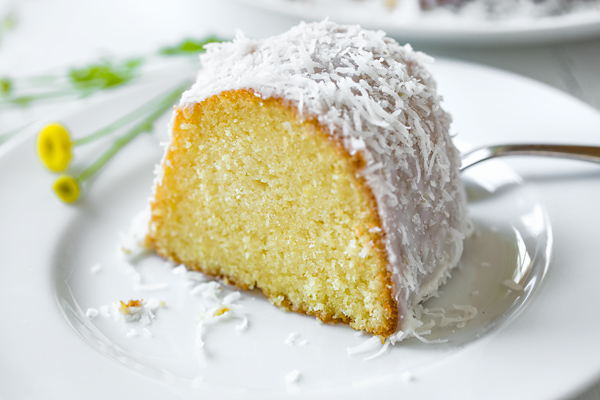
[388, 0, 600, 17]
[145, 20, 471, 340]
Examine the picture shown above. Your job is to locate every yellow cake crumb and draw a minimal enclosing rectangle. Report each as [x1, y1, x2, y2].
[119, 299, 143, 315]
[213, 306, 230, 317]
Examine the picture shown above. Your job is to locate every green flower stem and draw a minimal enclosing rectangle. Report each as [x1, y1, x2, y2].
[0, 89, 84, 108]
[72, 84, 185, 146]
[16, 74, 66, 85]
[2, 73, 133, 95]
[77, 81, 191, 182]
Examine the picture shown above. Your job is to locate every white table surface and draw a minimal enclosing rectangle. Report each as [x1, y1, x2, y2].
[1, 0, 599, 398]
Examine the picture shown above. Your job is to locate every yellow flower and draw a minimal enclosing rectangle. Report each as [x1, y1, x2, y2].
[53, 175, 80, 203]
[37, 123, 73, 172]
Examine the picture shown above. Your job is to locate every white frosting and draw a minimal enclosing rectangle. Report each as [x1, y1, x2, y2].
[177, 20, 471, 339]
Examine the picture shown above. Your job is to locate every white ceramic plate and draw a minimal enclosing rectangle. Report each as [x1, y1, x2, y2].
[2, 59, 600, 400]
[232, 0, 600, 45]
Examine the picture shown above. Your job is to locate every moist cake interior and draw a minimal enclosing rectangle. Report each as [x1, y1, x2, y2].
[148, 89, 399, 336]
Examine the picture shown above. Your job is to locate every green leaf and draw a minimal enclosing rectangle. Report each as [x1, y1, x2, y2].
[158, 36, 223, 56]
[67, 58, 144, 91]
[11, 94, 34, 106]
[0, 78, 12, 95]
[1, 13, 17, 31]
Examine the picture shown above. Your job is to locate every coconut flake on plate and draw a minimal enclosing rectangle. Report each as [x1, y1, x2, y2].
[89, 263, 102, 274]
[285, 369, 301, 385]
[85, 307, 99, 320]
[503, 279, 524, 291]
[284, 332, 309, 346]
[118, 207, 152, 264]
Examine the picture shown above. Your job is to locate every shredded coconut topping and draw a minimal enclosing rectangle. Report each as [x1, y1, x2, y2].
[180, 20, 471, 337]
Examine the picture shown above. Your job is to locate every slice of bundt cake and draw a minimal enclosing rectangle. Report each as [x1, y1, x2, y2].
[146, 21, 471, 340]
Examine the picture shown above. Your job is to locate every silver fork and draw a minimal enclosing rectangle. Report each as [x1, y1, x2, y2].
[460, 144, 600, 171]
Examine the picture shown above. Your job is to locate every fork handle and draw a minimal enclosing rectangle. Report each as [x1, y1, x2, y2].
[460, 144, 600, 171]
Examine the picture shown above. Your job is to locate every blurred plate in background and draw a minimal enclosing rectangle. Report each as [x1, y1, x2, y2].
[232, 0, 600, 45]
